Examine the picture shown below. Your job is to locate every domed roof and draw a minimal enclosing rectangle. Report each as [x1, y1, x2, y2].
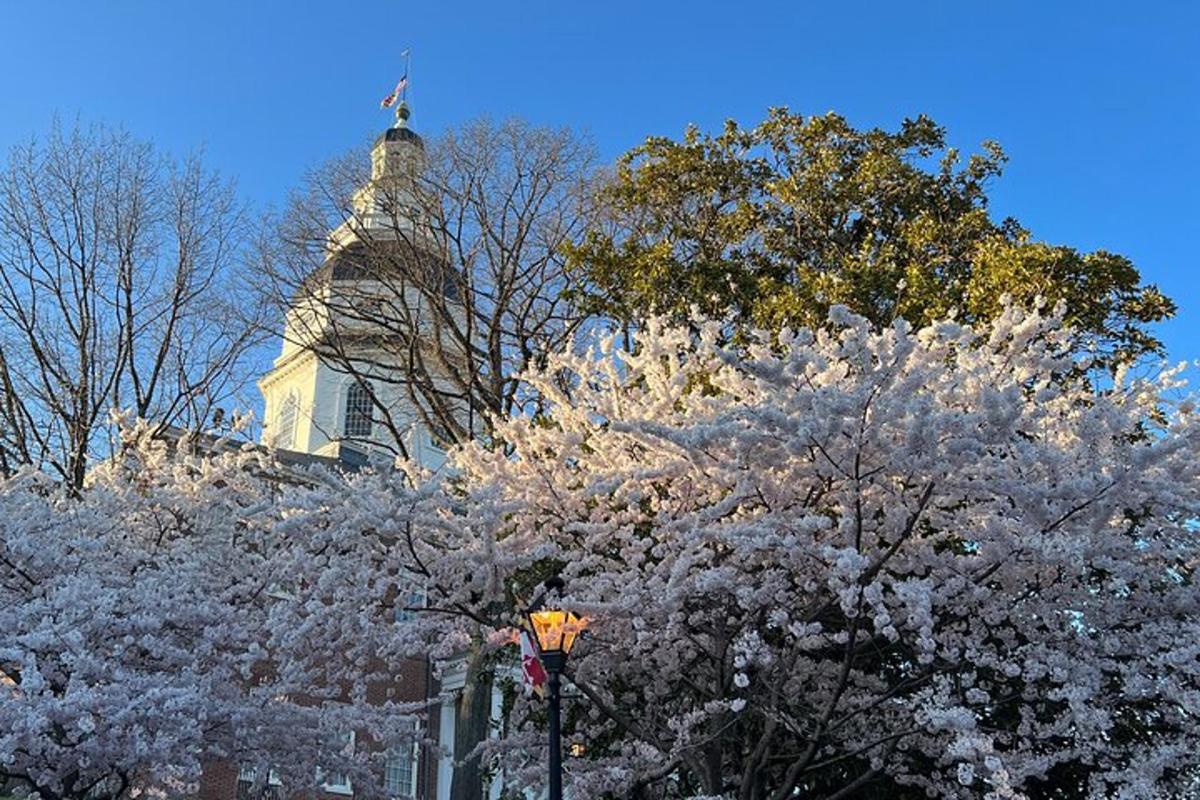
[374, 126, 424, 149]
[318, 239, 461, 300]
[375, 101, 423, 149]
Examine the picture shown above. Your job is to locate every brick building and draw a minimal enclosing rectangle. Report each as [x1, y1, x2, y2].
[197, 653, 442, 800]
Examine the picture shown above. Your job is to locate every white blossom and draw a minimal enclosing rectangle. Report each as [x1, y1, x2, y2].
[395, 306, 1200, 798]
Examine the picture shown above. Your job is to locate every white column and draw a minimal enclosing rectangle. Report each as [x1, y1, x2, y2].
[437, 695, 455, 800]
[487, 685, 505, 800]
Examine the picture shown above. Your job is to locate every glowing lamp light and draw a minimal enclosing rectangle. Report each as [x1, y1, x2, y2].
[527, 608, 587, 658]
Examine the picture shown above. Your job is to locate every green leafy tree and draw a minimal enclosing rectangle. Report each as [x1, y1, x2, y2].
[570, 109, 1173, 367]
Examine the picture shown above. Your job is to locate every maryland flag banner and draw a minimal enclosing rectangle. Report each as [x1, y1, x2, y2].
[519, 630, 547, 698]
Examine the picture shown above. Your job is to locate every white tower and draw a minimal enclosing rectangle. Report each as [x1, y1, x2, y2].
[258, 102, 483, 800]
[258, 103, 449, 467]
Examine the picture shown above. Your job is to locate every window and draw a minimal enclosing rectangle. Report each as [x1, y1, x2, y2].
[275, 393, 298, 449]
[383, 757, 414, 798]
[394, 586, 426, 623]
[383, 721, 418, 798]
[238, 765, 281, 785]
[343, 382, 374, 439]
[237, 765, 282, 800]
[320, 731, 355, 795]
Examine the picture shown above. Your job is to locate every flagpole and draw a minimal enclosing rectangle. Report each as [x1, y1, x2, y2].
[402, 48, 412, 103]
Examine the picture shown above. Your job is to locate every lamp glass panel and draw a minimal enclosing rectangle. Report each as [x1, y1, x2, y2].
[530, 609, 589, 655]
[530, 609, 567, 652]
[561, 613, 587, 654]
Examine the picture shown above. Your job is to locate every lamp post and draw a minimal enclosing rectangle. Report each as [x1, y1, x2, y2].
[526, 578, 586, 800]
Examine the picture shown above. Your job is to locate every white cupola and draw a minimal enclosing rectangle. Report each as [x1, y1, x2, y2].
[257, 103, 450, 468]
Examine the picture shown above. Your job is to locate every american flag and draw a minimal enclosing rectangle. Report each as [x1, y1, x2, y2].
[380, 76, 408, 109]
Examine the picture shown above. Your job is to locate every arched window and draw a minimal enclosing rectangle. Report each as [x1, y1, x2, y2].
[275, 393, 298, 450]
[343, 382, 374, 439]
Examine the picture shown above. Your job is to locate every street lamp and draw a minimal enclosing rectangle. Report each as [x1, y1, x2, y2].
[526, 577, 586, 800]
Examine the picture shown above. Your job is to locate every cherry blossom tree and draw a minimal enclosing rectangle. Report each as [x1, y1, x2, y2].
[384, 304, 1200, 799]
[4, 303, 1197, 800]
[0, 424, 421, 800]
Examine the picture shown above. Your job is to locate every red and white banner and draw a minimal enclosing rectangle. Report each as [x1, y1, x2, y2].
[519, 630, 547, 698]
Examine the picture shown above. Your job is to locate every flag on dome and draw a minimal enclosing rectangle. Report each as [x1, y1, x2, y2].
[380, 76, 408, 109]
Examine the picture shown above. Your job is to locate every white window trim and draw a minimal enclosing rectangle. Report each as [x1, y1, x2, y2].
[319, 731, 355, 795]
[238, 765, 282, 786]
[323, 779, 354, 797]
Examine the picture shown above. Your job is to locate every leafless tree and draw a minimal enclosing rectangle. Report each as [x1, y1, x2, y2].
[258, 117, 601, 460]
[0, 122, 267, 489]
[257, 116, 601, 799]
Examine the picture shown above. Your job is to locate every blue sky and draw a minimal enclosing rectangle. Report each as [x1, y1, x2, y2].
[1, 0, 1196, 371]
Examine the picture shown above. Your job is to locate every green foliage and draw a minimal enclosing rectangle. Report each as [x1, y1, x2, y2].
[569, 109, 1173, 367]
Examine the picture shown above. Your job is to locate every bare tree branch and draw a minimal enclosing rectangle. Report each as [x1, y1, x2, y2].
[0, 122, 269, 488]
